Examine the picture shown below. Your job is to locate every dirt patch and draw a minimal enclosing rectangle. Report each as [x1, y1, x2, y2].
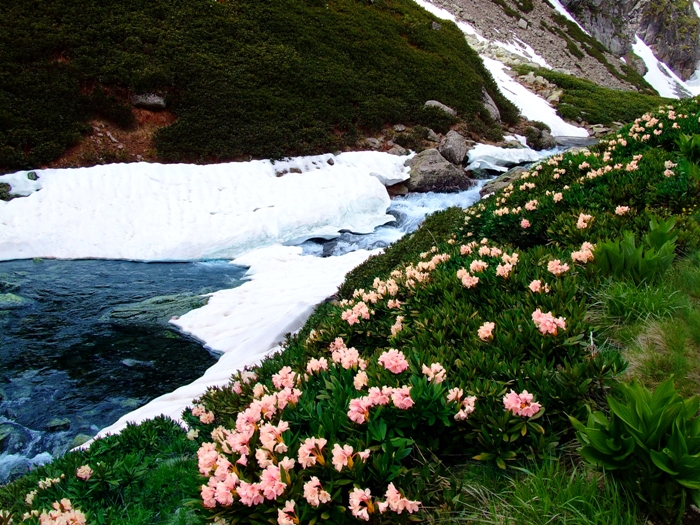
[47, 109, 176, 170]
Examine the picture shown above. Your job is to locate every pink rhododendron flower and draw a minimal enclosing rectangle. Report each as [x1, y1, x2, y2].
[279, 456, 295, 473]
[478, 245, 491, 256]
[329, 337, 346, 352]
[496, 263, 513, 279]
[521, 219, 531, 229]
[454, 396, 477, 421]
[276, 387, 302, 410]
[502, 252, 519, 265]
[306, 357, 328, 374]
[615, 205, 630, 215]
[349, 488, 373, 521]
[447, 387, 463, 404]
[272, 366, 297, 390]
[457, 268, 480, 288]
[391, 315, 404, 337]
[214, 474, 238, 506]
[547, 259, 570, 276]
[256, 448, 274, 469]
[532, 308, 567, 335]
[572, 242, 595, 264]
[201, 485, 216, 508]
[76, 465, 92, 481]
[253, 383, 267, 398]
[232, 381, 243, 394]
[378, 349, 409, 373]
[367, 386, 392, 406]
[525, 200, 538, 211]
[341, 301, 371, 325]
[377, 483, 421, 514]
[503, 389, 542, 417]
[298, 437, 328, 469]
[277, 500, 298, 525]
[40, 500, 87, 525]
[259, 421, 290, 453]
[332, 443, 354, 471]
[553, 192, 563, 202]
[354, 370, 369, 390]
[391, 386, 414, 409]
[528, 279, 550, 293]
[237, 481, 264, 506]
[197, 442, 219, 476]
[304, 477, 332, 507]
[470, 260, 489, 273]
[421, 362, 446, 383]
[260, 465, 287, 500]
[348, 397, 373, 424]
[576, 212, 593, 229]
[478, 322, 495, 341]
[331, 346, 364, 370]
[387, 299, 402, 309]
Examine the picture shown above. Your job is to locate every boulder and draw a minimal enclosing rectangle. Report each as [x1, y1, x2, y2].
[46, 417, 71, 432]
[100, 293, 209, 328]
[539, 130, 557, 149]
[479, 166, 529, 198]
[393, 124, 406, 132]
[424, 100, 456, 116]
[439, 130, 470, 165]
[387, 145, 408, 156]
[404, 149, 474, 193]
[427, 129, 441, 142]
[387, 182, 409, 196]
[518, 18, 528, 29]
[481, 90, 501, 123]
[131, 93, 166, 110]
[364, 138, 381, 149]
[0, 293, 33, 309]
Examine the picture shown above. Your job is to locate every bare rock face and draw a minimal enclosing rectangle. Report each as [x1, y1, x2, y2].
[424, 100, 456, 116]
[482, 89, 501, 123]
[438, 130, 470, 165]
[404, 149, 474, 193]
[479, 166, 528, 198]
[131, 93, 166, 110]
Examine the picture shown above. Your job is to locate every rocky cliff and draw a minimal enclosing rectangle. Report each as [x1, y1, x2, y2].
[561, 0, 700, 80]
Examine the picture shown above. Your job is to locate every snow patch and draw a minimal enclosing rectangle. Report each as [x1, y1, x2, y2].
[632, 35, 697, 98]
[480, 57, 589, 137]
[0, 153, 409, 261]
[86, 245, 379, 442]
[466, 143, 549, 172]
[547, 0, 591, 36]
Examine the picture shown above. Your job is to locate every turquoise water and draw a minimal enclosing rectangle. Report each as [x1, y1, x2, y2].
[0, 259, 247, 482]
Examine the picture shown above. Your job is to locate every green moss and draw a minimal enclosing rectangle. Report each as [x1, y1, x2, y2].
[0, 0, 517, 172]
[514, 66, 670, 125]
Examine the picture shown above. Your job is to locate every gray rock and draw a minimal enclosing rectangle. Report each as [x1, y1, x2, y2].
[327, 158, 335, 165]
[387, 182, 409, 196]
[404, 149, 474, 193]
[364, 138, 381, 149]
[539, 130, 557, 149]
[393, 124, 406, 132]
[70, 434, 94, 449]
[424, 100, 456, 116]
[518, 18, 528, 29]
[0, 423, 32, 454]
[427, 129, 441, 142]
[481, 90, 501, 123]
[432, 21, 442, 30]
[439, 130, 470, 165]
[289, 167, 302, 174]
[0, 293, 33, 310]
[387, 145, 408, 156]
[46, 418, 71, 432]
[26, 171, 38, 181]
[101, 293, 209, 328]
[479, 166, 529, 198]
[131, 93, 166, 110]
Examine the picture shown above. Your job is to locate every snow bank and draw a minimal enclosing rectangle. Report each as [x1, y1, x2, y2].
[466, 143, 550, 172]
[0, 152, 409, 261]
[87, 245, 378, 442]
[548, 0, 591, 36]
[632, 35, 696, 98]
[481, 57, 589, 138]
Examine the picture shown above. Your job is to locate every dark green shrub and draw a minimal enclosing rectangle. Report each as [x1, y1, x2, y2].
[570, 379, 700, 524]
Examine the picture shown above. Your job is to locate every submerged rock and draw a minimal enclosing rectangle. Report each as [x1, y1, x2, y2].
[404, 149, 474, 193]
[0, 293, 33, 309]
[101, 293, 210, 328]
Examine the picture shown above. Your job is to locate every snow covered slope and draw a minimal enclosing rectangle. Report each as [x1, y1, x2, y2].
[632, 36, 698, 98]
[0, 152, 408, 261]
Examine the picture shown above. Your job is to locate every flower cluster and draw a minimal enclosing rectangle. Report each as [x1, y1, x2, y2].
[571, 241, 595, 264]
[532, 308, 566, 336]
[503, 390, 542, 417]
[39, 499, 87, 525]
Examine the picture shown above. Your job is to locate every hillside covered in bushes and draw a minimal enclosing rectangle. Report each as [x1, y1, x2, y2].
[0, 0, 519, 173]
[3, 96, 700, 524]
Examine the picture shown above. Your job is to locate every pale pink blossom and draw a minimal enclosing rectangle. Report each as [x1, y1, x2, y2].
[391, 386, 414, 409]
[457, 268, 479, 288]
[615, 205, 630, 216]
[553, 192, 563, 202]
[521, 219, 531, 229]
[478, 245, 491, 256]
[496, 263, 513, 279]
[469, 260, 489, 273]
[201, 485, 216, 508]
[232, 381, 243, 394]
[331, 347, 363, 370]
[332, 443, 354, 471]
[367, 386, 393, 406]
[421, 362, 446, 383]
[501, 252, 519, 265]
[354, 370, 369, 390]
[259, 421, 290, 453]
[390, 316, 404, 337]
[576, 213, 593, 229]
[377, 483, 421, 514]
[378, 349, 409, 373]
[447, 387, 463, 404]
[329, 337, 346, 352]
[349, 488, 373, 521]
[214, 474, 238, 506]
[525, 200, 538, 211]
[532, 308, 567, 335]
[571, 243, 594, 263]
[272, 366, 297, 390]
[304, 477, 332, 507]
[276, 387, 302, 410]
[387, 299, 402, 309]
[478, 322, 495, 341]
[197, 442, 219, 476]
[306, 357, 328, 374]
[260, 465, 287, 500]
[238, 481, 264, 506]
[547, 259, 570, 276]
[348, 397, 372, 424]
[455, 396, 477, 421]
[298, 437, 328, 468]
[256, 448, 274, 469]
[503, 389, 542, 417]
[277, 500, 297, 525]
[76, 465, 92, 481]
[341, 302, 371, 325]
[279, 456, 295, 473]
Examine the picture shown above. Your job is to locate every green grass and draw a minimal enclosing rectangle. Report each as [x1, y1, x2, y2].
[0, 0, 518, 173]
[514, 66, 670, 125]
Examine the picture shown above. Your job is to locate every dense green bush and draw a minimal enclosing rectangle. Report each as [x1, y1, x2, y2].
[571, 379, 700, 524]
[0, 0, 518, 173]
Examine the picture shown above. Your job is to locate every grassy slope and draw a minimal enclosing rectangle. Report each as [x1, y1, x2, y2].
[0, 0, 518, 173]
[4, 100, 700, 524]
